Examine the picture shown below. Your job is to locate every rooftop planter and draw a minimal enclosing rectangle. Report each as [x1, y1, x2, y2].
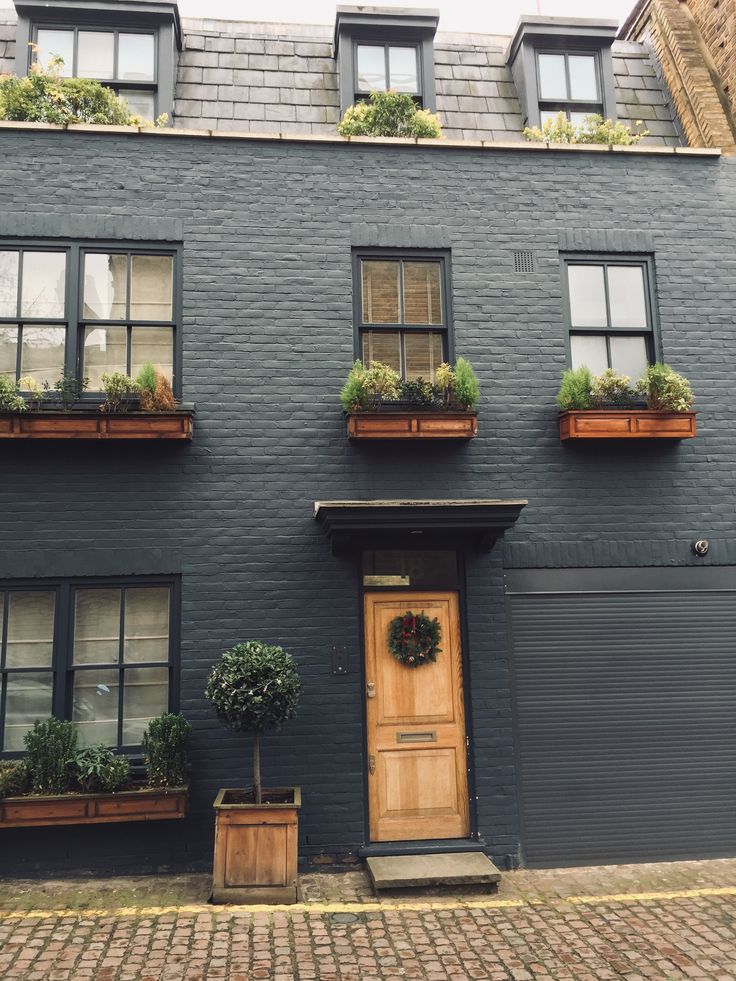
[557, 365, 696, 441]
[342, 359, 480, 441]
[0, 713, 192, 830]
[0, 368, 193, 441]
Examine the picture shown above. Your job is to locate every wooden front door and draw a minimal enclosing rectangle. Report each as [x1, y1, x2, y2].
[364, 591, 470, 842]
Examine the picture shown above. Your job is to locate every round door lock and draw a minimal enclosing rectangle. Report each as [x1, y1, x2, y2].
[693, 539, 710, 556]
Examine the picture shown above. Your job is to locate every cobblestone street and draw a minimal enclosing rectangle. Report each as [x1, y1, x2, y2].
[1, 859, 735, 980]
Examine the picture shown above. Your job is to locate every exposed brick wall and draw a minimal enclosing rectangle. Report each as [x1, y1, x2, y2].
[627, 0, 736, 149]
[0, 131, 731, 875]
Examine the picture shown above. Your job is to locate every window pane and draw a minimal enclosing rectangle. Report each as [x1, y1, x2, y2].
[389, 47, 418, 93]
[131, 328, 174, 384]
[118, 33, 155, 82]
[4, 672, 53, 751]
[0, 251, 19, 317]
[0, 327, 18, 378]
[361, 261, 400, 323]
[20, 326, 65, 387]
[124, 588, 169, 663]
[5, 592, 55, 668]
[363, 550, 459, 588]
[77, 31, 114, 80]
[570, 334, 608, 374]
[120, 90, 155, 122]
[357, 45, 386, 91]
[608, 266, 648, 328]
[73, 589, 121, 665]
[610, 335, 649, 380]
[540, 109, 563, 126]
[83, 253, 128, 320]
[130, 255, 173, 321]
[538, 54, 567, 100]
[20, 253, 66, 319]
[73, 669, 119, 747]
[568, 55, 598, 101]
[569, 111, 591, 127]
[122, 667, 168, 745]
[403, 262, 442, 325]
[404, 331, 443, 381]
[84, 326, 127, 389]
[36, 29, 73, 77]
[361, 330, 401, 373]
[568, 265, 608, 327]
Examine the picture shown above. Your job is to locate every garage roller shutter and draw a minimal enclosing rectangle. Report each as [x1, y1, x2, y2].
[509, 581, 736, 867]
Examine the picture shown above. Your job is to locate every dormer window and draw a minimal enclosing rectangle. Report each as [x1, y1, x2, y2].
[12, 0, 181, 124]
[334, 6, 438, 115]
[506, 16, 617, 130]
[537, 51, 603, 125]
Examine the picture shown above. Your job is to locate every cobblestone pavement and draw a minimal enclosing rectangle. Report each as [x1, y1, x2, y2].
[1, 858, 735, 980]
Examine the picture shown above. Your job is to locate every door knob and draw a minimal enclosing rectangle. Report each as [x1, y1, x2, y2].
[366, 682, 376, 699]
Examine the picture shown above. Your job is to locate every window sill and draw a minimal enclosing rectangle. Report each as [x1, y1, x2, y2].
[0, 408, 194, 440]
[347, 410, 478, 440]
[0, 784, 188, 829]
[559, 409, 697, 440]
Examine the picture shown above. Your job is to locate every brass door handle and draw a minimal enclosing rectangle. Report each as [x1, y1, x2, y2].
[366, 682, 376, 699]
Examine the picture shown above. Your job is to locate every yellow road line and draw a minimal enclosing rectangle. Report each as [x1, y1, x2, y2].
[0, 886, 734, 921]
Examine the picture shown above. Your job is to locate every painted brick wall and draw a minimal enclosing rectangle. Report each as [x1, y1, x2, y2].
[0, 131, 733, 874]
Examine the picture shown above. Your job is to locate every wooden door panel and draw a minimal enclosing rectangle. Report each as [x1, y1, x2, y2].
[365, 591, 469, 842]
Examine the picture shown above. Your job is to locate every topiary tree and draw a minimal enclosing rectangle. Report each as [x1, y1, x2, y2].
[205, 642, 301, 804]
[338, 90, 442, 139]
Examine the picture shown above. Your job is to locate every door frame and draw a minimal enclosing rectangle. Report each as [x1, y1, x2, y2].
[356, 545, 478, 844]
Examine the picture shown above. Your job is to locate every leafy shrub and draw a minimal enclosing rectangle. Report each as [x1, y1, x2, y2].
[18, 375, 46, 409]
[556, 366, 593, 410]
[44, 372, 88, 408]
[434, 362, 456, 399]
[338, 90, 442, 139]
[340, 360, 402, 410]
[453, 357, 481, 410]
[137, 362, 177, 412]
[0, 55, 163, 127]
[74, 745, 129, 793]
[205, 641, 301, 803]
[100, 372, 139, 412]
[24, 718, 77, 794]
[638, 363, 694, 412]
[524, 112, 648, 146]
[590, 368, 638, 406]
[0, 760, 29, 799]
[340, 360, 369, 412]
[0, 374, 27, 412]
[399, 378, 439, 406]
[142, 713, 191, 788]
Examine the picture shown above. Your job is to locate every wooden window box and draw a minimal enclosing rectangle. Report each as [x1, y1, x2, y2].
[0, 784, 188, 829]
[347, 411, 478, 440]
[0, 410, 193, 441]
[559, 410, 697, 441]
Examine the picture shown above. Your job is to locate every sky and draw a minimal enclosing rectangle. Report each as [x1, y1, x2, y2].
[0, 0, 640, 35]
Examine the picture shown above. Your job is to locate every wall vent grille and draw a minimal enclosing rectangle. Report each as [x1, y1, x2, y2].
[513, 250, 536, 273]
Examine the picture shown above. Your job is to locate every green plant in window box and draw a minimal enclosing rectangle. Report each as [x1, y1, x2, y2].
[100, 372, 140, 413]
[142, 713, 192, 788]
[399, 378, 440, 407]
[73, 745, 130, 794]
[136, 361, 177, 413]
[452, 357, 481, 411]
[18, 375, 46, 410]
[590, 368, 639, 407]
[0, 760, 29, 799]
[524, 112, 648, 147]
[0, 374, 27, 412]
[556, 366, 593, 410]
[24, 717, 77, 795]
[43, 372, 89, 410]
[637, 363, 694, 412]
[337, 90, 442, 140]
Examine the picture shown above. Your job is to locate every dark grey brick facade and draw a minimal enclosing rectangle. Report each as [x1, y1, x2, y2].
[0, 127, 730, 873]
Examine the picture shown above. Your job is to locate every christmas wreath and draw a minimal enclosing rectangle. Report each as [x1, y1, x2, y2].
[387, 611, 442, 668]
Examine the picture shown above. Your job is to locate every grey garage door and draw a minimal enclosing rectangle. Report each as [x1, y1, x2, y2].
[508, 567, 736, 867]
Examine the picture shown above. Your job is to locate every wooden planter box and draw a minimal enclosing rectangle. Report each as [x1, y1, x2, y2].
[347, 411, 477, 440]
[212, 787, 301, 905]
[560, 410, 697, 441]
[0, 410, 193, 440]
[0, 784, 188, 829]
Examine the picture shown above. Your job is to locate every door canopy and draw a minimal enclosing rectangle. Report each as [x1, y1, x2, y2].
[314, 499, 527, 555]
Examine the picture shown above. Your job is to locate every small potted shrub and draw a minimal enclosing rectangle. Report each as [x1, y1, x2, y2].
[557, 363, 696, 440]
[205, 641, 301, 904]
[142, 712, 191, 787]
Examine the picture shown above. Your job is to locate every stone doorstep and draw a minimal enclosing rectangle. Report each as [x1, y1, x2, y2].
[367, 852, 502, 891]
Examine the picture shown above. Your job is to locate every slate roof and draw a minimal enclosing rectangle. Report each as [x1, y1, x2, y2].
[0, 10, 682, 145]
